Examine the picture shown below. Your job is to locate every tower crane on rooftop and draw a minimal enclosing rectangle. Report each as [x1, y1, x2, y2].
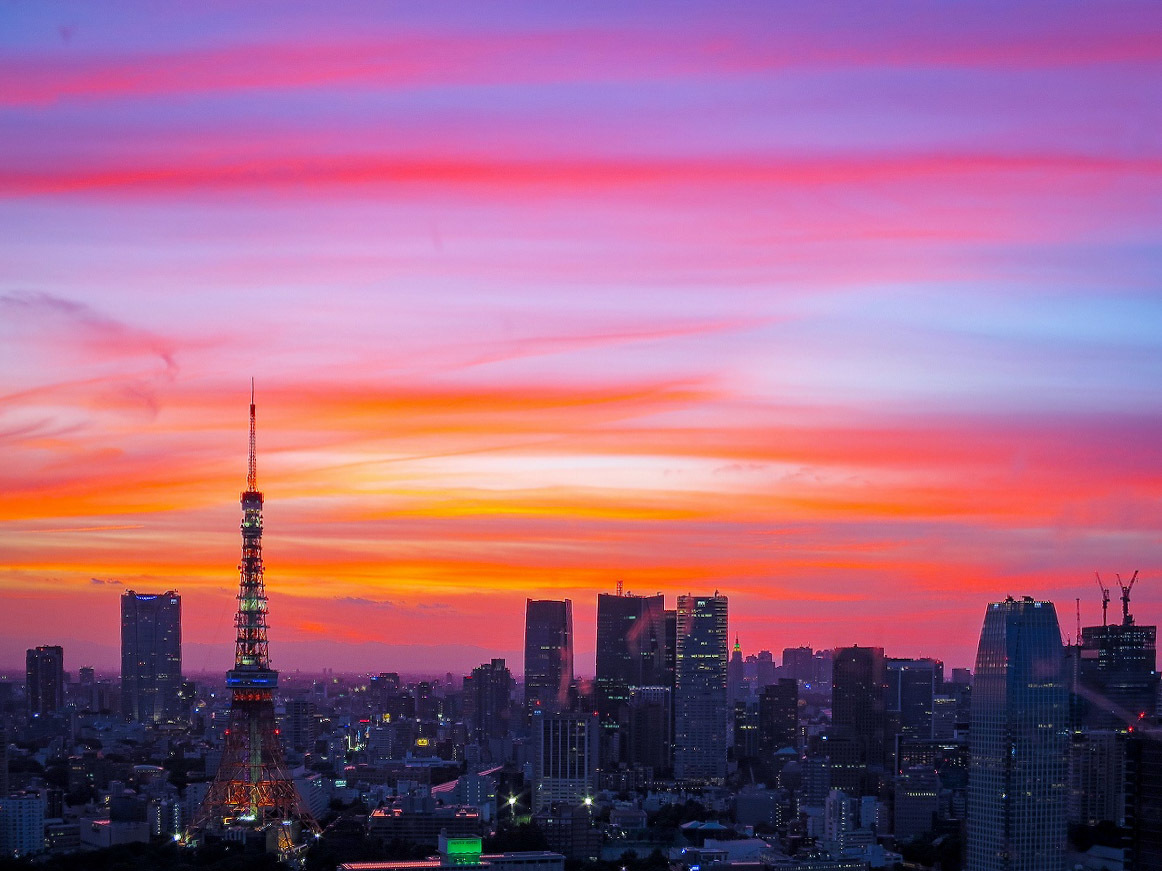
[1117, 570, 1140, 625]
[1095, 572, 1111, 627]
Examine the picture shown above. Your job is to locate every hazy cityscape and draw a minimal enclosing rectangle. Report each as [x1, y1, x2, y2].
[4, 2, 1162, 871]
[0, 397, 1158, 870]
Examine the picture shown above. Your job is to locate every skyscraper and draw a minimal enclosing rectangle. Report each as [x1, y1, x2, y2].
[673, 593, 728, 783]
[728, 636, 745, 702]
[194, 388, 318, 855]
[829, 646, 886, 795]
[25, 646, 64, 717]
[121, 590, 182, 723]
[524, 599, 574, 721]
[595, 591, 669, 723]
[759, 678, 799, 756]
[966, 597, 1068, 871]
[886, 657, 941, 742]
[464, 658, 514, 744]
[533, 713, 597, 810]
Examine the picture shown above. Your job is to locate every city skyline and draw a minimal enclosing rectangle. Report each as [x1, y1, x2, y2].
[4, 2, 1162, 674]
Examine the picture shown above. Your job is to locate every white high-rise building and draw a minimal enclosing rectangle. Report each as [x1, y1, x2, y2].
[533, 714, 597, 810]
[966, 597, 1068, 871]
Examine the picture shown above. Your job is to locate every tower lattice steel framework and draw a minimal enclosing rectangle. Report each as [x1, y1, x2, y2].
[193, 386, 320, 856]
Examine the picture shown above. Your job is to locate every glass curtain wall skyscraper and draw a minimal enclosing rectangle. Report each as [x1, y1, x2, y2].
[966, 597, 1068, 871]
[595, 591, 669, 723]
[674, 593, 728, 784]
[121, 590, 182, 723]
[524, 599, 574, 721]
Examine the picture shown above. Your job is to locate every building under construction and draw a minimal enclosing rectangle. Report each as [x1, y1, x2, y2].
[1078, 571, 1159, 731]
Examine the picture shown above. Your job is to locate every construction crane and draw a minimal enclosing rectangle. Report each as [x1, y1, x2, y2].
[1095, 572, 1111, 627]
[1117, 570, 1140, 625]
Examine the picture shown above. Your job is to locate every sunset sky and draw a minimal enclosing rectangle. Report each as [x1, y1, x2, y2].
[3, 1, 1161, 676]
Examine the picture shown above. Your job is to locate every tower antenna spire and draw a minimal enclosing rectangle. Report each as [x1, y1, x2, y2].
[247, 379, 257, 492]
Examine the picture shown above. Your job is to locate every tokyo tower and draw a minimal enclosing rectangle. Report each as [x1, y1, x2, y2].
[192, 385, 319, 856]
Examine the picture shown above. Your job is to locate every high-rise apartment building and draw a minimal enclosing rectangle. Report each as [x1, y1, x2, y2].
[524, 599, 574, 720]
[0, 791, 44, 858]
[121, 590, 182, 723]
[533, 713, 598, 810]
[966, 597, 1068, 871]
[25, 645, 64, 717]
[594, 592, 669, 723]
[673, 593, 728, 783]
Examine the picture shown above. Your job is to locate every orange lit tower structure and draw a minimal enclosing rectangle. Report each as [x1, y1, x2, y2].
[194, 387, 319, 855]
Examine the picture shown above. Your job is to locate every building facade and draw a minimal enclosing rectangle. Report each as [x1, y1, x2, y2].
[829, 646, 886, 796]
[121, 590, 182, 723]
[524, 600, 574, 721]
[25, 645, 64, 717]
[594, 592, 670, 723]
[673, 593, 728, 783]
[966, 597, 1068, 871]
[533, 714, 597, 810]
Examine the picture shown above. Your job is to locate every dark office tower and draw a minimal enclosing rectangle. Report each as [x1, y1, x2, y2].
[595, 592, 669, 723]
[524, 599, 574, 721]
[283, 699, 317, 753]
[77, 666, 96, 711]
[755, 650, 776, 688]
[1125, 720, 1162, 871]
[664, 608, 677, 677]
[25, 646, 64, 716]
[728, 637, 745, 702]
[194, 388, 318, 856]
[464, 658, 514, 742]
[625, 686, 672, 776]
[828, 646, 885, 795]
[782, 647, 813, 682]
[1078, 605, 1158, 731]
[121, 590, 182, 723]
[0, 724, 8, 796]
[886, 658, 940, 742]
[759, 679, 799, 755]
[966, 597, 1068, 871]
[673, 593, 728, 784]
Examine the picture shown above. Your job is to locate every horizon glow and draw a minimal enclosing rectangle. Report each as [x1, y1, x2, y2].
[2, 1, 1161, 676]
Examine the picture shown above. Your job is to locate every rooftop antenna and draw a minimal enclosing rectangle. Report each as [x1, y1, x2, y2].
[247, 378, 257, 492]
[1075, 598, 1081, 646]
[1095, 573, 1110, 627]
[616, 579, 623, 597]
[1117, 570, 1140, 625]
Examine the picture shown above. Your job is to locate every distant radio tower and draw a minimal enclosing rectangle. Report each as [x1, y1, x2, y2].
[192, 386, 319, 857]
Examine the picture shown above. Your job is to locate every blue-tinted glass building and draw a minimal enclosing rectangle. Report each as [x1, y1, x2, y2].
[967, 597, 1068, 871]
